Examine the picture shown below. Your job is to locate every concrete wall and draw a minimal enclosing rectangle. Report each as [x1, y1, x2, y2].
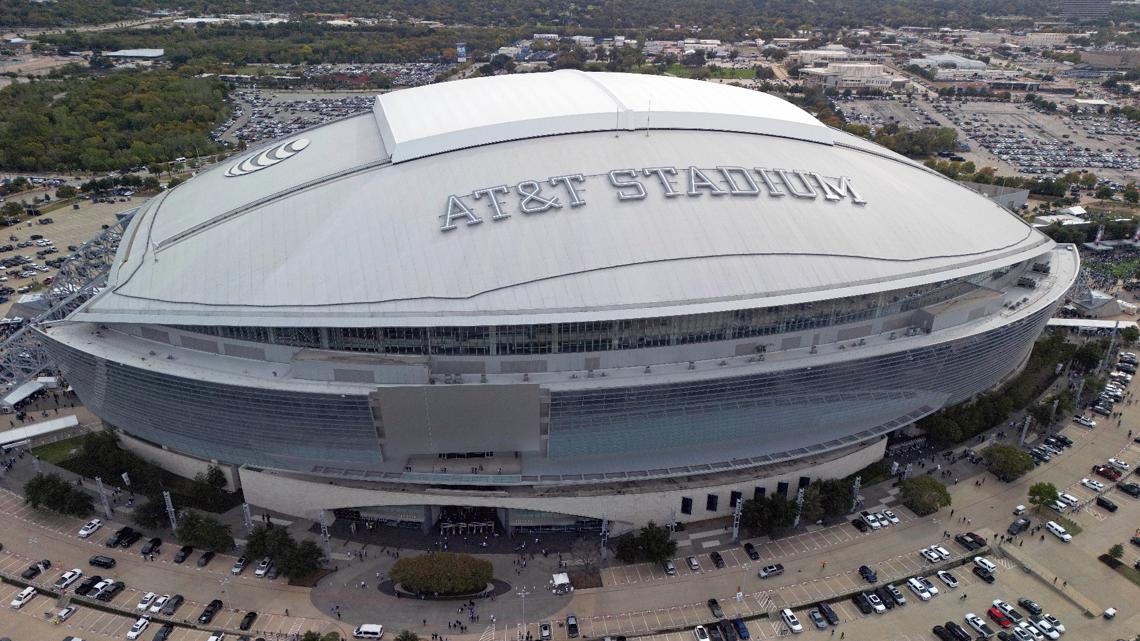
[117, 431, 239, 491]
[238, 438, 886, 534]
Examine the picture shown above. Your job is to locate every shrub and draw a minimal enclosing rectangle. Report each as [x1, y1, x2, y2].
[391, 552, 493, 596]
[899, 475, 951, 516]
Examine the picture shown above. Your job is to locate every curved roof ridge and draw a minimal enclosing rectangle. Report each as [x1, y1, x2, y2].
[373, 70, 832, 163]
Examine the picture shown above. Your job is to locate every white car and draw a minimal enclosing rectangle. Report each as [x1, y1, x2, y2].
[136, 592, 156, 611]
[78, 518, 103, 538]
[56, 605, 78, 622]
[54, 568, 83, 590]
[921, 576, 939, 596]
[1018, 621, 1044, 641]
[255, 557, 273, 578]
[1081, 478, 1105, 491]
[866, 592, 886, 613]
[780, 609, 803, 634]
[935, 570, 959, 588]
[920, 547, 941, 563]
[1041, 614, 1065, 633]
[126, 616, 150, 640]
[693, 626, 709, 641]
[9, 586, 36, 609]
[1073, 415, 1096, 427]
[1046, 520, 1072, 542]
[882, 509, 900, 524]
[906, 577, 931, 601]
[1108, 458, 1131, 471]
[932, 545, 951, 560]
[1010, 626, 1034, 641]
[1030, 617, 1060, 640]
[149, 594, 170, 614]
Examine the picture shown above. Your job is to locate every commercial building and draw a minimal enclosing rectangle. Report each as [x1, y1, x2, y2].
[41, 71, 1077, 534]
[908, 53, 987, 71]
[800, 63, 905, 90]
[1062, 0, 1111, 22]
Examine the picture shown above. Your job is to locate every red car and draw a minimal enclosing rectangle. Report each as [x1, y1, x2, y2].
[1095, 465, 1122, 481]
[988, 607, 1012, 629]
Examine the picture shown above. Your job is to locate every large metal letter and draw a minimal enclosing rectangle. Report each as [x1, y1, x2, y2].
[643, 167, 681, 197]
[609, 169, 647, 201]
[811, 173, 867, 204]
[776, 170, 819, 199]
[441, 194, 483, 231]
[516, 181, 562, 214]
[686, 166, 726, 196]
[549, 174, 587, 207]
[754, 167, 786, 197]
[718, 166, 760, 196]
[472, 185, 512, 220]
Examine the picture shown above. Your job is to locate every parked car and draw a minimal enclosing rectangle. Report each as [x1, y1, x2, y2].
[566, 614, 579, 638]
[173, 546, 194, 563]
[198, 599, 223, 624]
[232, 556, 248, 575]
[89, 555, 116, 569]
[742, 542, 759, 560]
[758, 564, 784, 578]
[707, 598, 724, 619]
[198, 551, 216, 567]
[78, 519, 103, 538]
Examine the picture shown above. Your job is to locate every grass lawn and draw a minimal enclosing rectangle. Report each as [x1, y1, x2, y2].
[32, 435, 85, 464]
[664, 64, 756, 79]
[1053, 512, 1083, 536]
[1113, 563, 1140, 589]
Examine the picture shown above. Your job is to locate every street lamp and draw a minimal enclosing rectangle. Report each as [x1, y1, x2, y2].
[516, 585, 533, 639]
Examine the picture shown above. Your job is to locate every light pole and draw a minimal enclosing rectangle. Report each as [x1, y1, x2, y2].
[516, 586, 532, 640]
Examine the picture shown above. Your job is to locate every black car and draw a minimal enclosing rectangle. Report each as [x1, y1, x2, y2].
[707, 625, 724, 641]
[708, 598, 724, 618]
[240, 611, 258, 631]
[944, 621, 971, 641]
[153, 623, 174, 641]
[874, 586, 896, 609]
[89, 555, 116, 569]
[1117, 481, 1140, 498]
[973, 566, 996, 584]
[953, 533, 976, 550]
[1096, 496, 1119, 512]
[851, 518, 870, 533]
[852, 592, 873, 614]
[104, 524, 131, 542]
[20, 559, 51, 580]
[74, 575, 102, 596]
[931, 626, 954, 641]
[710, 551, 726, 569]
[1008, 518, 1031, 535]
[160, 594, 184, 616]
[816, 601, 839, 626]
[742, 542, 759, 561]
[858, 565, 878, 583]
[716, 620, 736, 641]
[119, 530, 143, 548]
[173, 546, 194, 563]
[1016, 598, 1042, 616]
[199, 599, 224, 624]
[197, 551, 216, 567]
[141, 537, 162, 556]
[96, 581, 124, 601]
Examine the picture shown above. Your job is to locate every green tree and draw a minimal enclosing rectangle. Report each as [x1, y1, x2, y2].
[898, 475, 951, 516]
[278, 539, 325, 580]
[1109, 543, 1124, 559]
[390, 552, 492, 595]
[244, 523, 296, 560]
[55, 185, 77, 199]
[1095, 185, 1115, 200]
[638, 522, 678, 563]
[799, 482, 825, 524]
[984, 443, 1036, 481]
[132, 496, 169, 529]
[300, 633, 342, 641]
[1027, 482, 1059, 509]
[396, 632, 421, 641]
[23, 473, 94, 517]
[0, 201, 22, 217]
[1125, 184, 1139, 204]
[175, 510, 234, 552]
[817, 478, 854, 517]
[1122, 325, 1139, 346]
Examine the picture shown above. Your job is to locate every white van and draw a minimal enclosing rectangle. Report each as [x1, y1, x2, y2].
[1059, 492, 1080, 507]
[9, 586, 36, 609]
[974, 556, 997, 573]
[1046, 521, 1072, 542]
[354, 624, 385, 639]
[780, 609, 803, 634]
[1049, 499, 1068, 513]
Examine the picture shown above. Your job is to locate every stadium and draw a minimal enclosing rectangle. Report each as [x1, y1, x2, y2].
[40, 71, 1077, 533]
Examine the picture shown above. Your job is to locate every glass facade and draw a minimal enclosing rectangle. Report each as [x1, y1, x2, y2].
[43, 301, 1055, 478]
[172, 274, 992, 356]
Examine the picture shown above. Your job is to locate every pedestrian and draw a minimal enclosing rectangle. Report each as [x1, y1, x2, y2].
[285, 609, 289, 616]
[424, 620, 427, 627]
[337, 612, 341, 620]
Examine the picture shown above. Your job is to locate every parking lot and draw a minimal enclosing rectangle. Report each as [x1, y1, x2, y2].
[835, 96, 940, 132]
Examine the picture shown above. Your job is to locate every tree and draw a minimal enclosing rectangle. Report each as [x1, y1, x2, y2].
[23, 473, 94, 517]
[1073, 341, 1105, 371]
[390, 552, 492, 595]
[984, 444, 1036, 481]
[396, 632, 421, 641]
[614, 521, 678, 563]
[1122, 325, 1139, 346]
[133, 496, 169, 529]
[300, 633, 341, 641]
[55, 185, 77, 199]
[898, 475, 951, 516]
[569, 536, 600, 571]
[1109, 543, 1124, 559]
[1125, 183, 1139, 204]
[799, 483, 825, 524]
[816, 479, 854, 517]
[244, 524, 296, 560]
[0, 201, 22, 217]
[1027, 482, 1059, 509]
[1095, 185, 1115, 200]
[278, 539, 325, 580]
[175, 510, 234, 552]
